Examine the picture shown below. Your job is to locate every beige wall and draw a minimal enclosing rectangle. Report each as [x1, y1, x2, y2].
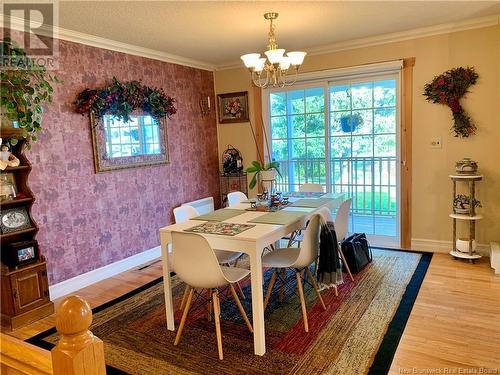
[214, 25, 500, 245]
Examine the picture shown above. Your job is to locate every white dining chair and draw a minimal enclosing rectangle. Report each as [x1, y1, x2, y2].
[227, 191, 248, 207]
[173, 205, 246, 299]
[334, 198, 354, 282]
[171, 232, 253, 360]
[298, 183, 324, 193]
[261, 214, 326, 332]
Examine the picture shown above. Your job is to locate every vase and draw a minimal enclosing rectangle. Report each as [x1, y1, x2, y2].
[454, 207, 470, 215]
[455, 158, 478, 175]
[456, 238, 477, 253]
[259, 169, 276, 193]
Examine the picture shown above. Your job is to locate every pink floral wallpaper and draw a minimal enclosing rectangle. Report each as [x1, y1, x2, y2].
[26, 39, 219, 284]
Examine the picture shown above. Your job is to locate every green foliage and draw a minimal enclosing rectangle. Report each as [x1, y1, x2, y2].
[0, 38, 61, 148]
[245, 160, 281, 189]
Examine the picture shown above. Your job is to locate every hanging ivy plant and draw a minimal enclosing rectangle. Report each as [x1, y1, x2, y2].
[0, 38, 61, 148]
[423, 66, 478, 138]
[74, 77, 177, 123]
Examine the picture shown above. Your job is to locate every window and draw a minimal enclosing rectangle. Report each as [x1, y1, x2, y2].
[265, 67, 400, 244]
[270, 87, 326, 191]
[103, 115, 161, 158]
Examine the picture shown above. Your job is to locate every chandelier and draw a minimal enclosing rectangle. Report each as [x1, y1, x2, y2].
[240, 12, 306, 88]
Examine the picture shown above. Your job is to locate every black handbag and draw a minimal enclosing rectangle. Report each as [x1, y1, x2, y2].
[341, 233, 372, 274]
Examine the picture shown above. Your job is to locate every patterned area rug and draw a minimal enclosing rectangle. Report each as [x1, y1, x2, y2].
[28, 249, 431, 375]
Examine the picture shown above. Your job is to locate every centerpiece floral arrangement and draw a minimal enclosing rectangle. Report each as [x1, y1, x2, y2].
[74, 77, 176, 122]
[423, 66, 478, 138]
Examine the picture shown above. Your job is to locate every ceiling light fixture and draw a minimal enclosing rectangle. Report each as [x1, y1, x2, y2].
[241, 12, 306, 88]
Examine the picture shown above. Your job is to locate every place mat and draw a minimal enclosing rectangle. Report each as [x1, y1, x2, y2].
[290, 198, 333, 208]
[286, 191, 326, 198]
[184, 222, 255, 236]
[248, 211, 306, 225]
[191, 209, 246, 222]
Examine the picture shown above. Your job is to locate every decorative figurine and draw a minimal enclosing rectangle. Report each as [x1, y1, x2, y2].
[0, 141, 20, 170]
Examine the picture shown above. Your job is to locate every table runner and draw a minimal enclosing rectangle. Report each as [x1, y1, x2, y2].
[184, 222, 255, 236]
[191, 209, 246, 222]
[290, 198, 333, 208]
[248, 211, 306, 225]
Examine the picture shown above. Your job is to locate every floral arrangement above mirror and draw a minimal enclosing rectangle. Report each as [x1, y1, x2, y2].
[74, 78, 177, 172]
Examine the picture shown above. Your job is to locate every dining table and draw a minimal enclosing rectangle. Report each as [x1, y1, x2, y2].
[159, 192, 345, 356]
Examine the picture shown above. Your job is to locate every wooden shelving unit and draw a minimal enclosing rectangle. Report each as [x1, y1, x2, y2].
[449, 174, 483, 263]
[1, 127, 54, 331]
[220, 172, 248, 207]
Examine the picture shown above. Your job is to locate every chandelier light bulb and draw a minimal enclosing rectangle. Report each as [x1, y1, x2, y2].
[254, 58, 267, 72]
[279, 56, 291, 70]
[241, 53, 261, 69]
[287, 51, 307, 66]
[265, 49, 285, 64]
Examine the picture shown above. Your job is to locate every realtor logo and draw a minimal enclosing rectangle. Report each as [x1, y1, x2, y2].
[2, 1, 59, 69]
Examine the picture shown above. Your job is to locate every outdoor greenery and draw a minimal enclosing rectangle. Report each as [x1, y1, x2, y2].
[0, 38, 61, 147]
[270, 81, 397, 186]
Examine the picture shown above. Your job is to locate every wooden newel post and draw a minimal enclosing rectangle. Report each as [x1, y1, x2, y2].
[51, 296, 106, 375]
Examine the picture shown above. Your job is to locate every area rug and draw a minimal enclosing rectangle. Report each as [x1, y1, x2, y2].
[27, 249, 431, 375]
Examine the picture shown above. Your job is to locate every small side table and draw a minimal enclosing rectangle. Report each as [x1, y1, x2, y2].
[449, 174, 483, 263]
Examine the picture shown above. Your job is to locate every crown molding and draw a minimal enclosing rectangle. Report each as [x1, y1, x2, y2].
[1, 15, 216, 71]
[216, 14, 500, 71]
[3, 13, 498, 72]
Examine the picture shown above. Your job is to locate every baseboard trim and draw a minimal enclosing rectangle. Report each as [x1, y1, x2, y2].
[49, 246, 161, 300]
[411, 238, 490, 257]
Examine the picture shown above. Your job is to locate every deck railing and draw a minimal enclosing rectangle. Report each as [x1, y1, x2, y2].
[274, 156, 397, 217]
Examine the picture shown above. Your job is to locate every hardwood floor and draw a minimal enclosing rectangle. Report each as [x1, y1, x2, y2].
[5, 253, 500, 373]
[389, 253, 500, 373]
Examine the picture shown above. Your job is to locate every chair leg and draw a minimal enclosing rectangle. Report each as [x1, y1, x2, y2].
[212, 290, 223, 360]
[174, 287, 194, 346]
[179, 284, 189, 312]
[207, 289, 212, 321]
[236, 282, 245, 299]
[338, 245, 354, 282]
[295, 271, 309, 332]
[263, 271, 277, 310]
[305, 267, 326, 310]
[229, 284, 253, 333]
[279, 269, 286, 302]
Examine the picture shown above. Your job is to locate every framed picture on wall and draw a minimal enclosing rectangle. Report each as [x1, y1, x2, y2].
[217, 91, 249, 123]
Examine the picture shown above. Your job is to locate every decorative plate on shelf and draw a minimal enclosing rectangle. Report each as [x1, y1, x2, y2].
[0, 207, 31, 234]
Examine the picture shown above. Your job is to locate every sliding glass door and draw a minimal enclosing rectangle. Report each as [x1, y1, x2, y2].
[267, 74, 400, 246]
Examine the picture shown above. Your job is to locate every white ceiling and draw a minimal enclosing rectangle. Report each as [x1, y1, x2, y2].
[58, 1, 500, 68]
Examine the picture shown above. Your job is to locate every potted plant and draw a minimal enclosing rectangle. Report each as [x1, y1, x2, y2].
[453, 194, 482, 214]
[246, 160, 281, 191]
[0, 38, 61, 148]
[340, 112, 363, 133]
